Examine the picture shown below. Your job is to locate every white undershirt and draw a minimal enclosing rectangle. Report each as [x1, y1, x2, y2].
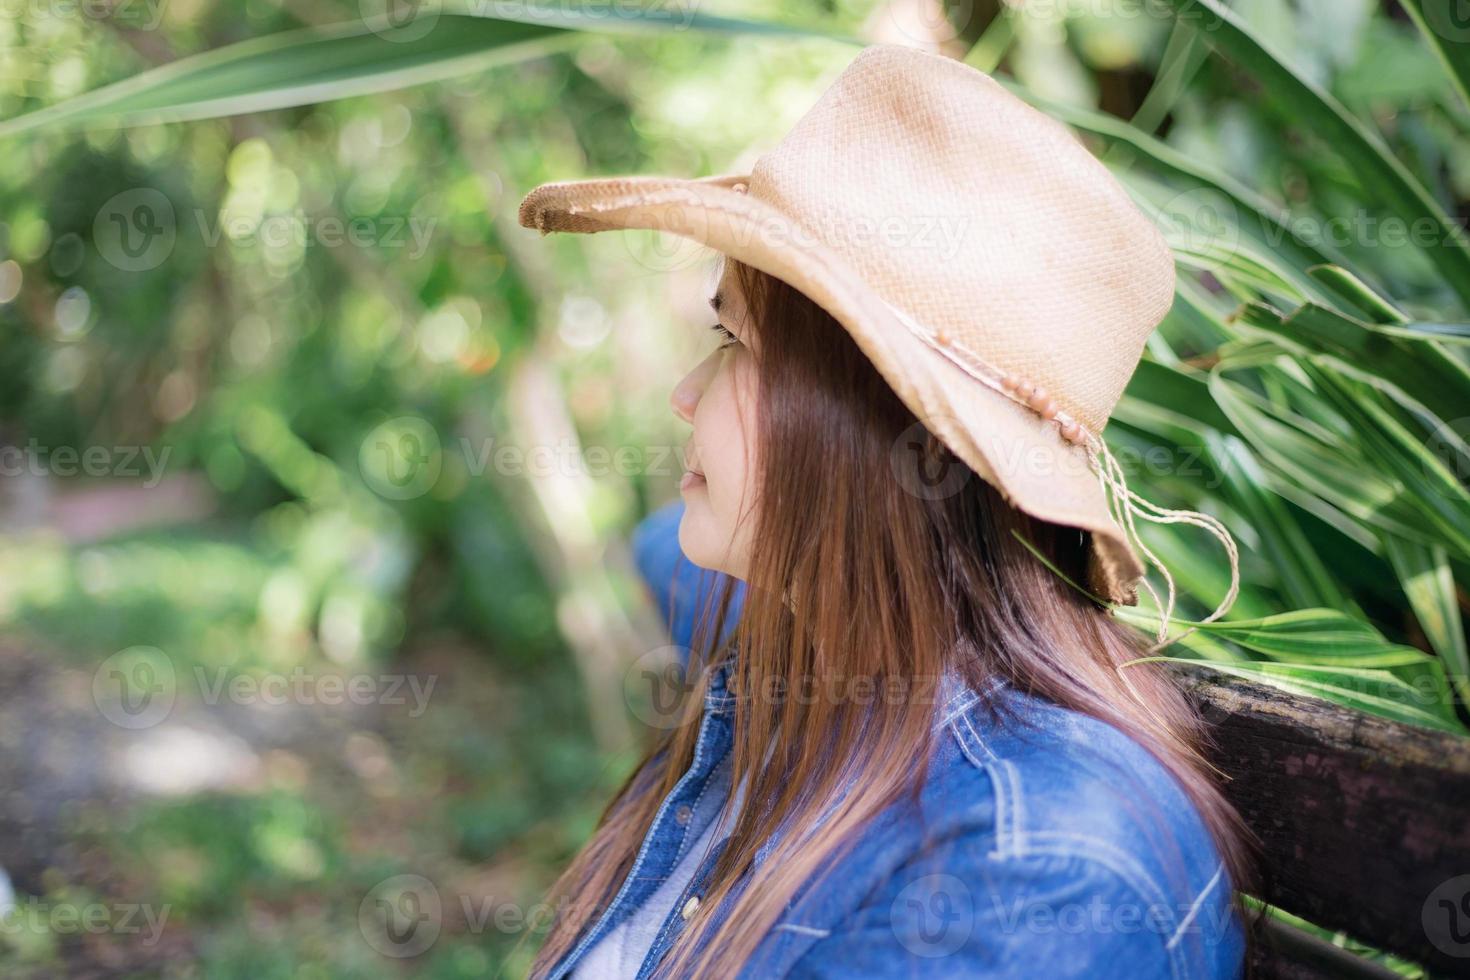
[572, 750, 746, 979]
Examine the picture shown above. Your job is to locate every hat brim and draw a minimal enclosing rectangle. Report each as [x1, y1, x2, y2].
[518, 174, 1145, 606]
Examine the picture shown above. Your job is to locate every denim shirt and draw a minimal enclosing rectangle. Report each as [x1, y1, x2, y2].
[545, 499, 1245, 979]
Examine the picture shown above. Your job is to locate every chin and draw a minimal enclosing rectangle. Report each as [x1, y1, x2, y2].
[677, 507, 726, 574]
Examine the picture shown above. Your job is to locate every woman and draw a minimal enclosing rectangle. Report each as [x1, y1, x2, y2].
[518, 44, 1264, 979]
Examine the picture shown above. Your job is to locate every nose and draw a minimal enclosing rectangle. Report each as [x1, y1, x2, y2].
[669, 349, 721, 424]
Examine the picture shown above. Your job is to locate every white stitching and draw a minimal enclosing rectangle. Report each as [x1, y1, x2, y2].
[999, 758, 1027, 858]
[1021, 834, 1189, 980]
[936, 689, 981, 729]
[773, 924, 831, 937]
[1166, 861, 1223, 951]
[671, 748, 732, 867]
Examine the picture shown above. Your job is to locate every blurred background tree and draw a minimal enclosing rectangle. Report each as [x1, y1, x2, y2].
[0, 0, 1466, 976]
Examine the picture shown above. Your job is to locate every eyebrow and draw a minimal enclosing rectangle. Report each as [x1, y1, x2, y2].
[709, 290, 723, 314]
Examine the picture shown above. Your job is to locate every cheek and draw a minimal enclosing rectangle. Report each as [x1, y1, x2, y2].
[706, 358, 759, 516]
[690, 359, 752, 514]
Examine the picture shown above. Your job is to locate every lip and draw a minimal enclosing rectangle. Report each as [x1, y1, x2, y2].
[680, 442, 704, 492]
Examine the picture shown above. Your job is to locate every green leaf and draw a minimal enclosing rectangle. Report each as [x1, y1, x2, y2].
[1207, 366, 1446, 548]
[1127, 656, 1467, 733]
[1204, 433, 1359, 614]
[1156, 0, 1470, 309]
[1372, 321, 1470, 344]
[1122, 359, 1240, 437]
[1205, 364, 1458, 552]
[1383, 536, 1470, 707]
[1305, 265, 1407, 325]
[0, 10, 843, 138]
[1397, 0, 1470, 112]
[999, 79, 1345, 284]
[1244, 302, 1470, 426]
[1303, 358, 1470, 560]
[1183, 607, 1434, 666]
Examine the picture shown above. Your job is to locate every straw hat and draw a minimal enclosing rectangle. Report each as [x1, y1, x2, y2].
[518, 43, 1239, 650]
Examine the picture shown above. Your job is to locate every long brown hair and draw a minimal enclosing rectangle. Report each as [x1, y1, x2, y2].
[527, 256, 1265, 978]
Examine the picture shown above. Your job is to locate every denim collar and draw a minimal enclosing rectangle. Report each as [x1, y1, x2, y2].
[694, 651, 1009, 879]
[699, 651, 1004, 734]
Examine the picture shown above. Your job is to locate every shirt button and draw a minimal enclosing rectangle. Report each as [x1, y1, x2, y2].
[681, 896, 701, 919]
[674, 804, 693, 826]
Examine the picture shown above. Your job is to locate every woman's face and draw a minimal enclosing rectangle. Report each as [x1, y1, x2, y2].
[670, 260, 761, 581]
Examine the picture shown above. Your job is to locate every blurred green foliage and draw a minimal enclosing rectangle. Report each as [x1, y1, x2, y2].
[0, 0, 1467, 976]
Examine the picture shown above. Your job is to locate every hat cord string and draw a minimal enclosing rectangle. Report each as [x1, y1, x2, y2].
[1082, 434, 1241, 653]
[877, 301, 1239, 653]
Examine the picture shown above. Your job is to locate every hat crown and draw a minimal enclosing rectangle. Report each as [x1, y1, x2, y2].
[744, 44, 1175, 433]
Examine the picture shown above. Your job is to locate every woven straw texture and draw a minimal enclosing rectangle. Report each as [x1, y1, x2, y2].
[517, 43, 1180, 606]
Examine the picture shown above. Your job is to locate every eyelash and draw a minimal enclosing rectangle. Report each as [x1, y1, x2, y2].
[711, 322, 740, 349]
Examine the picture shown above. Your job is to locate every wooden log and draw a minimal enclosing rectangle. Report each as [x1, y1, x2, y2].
[1165, 662, 1470, 977]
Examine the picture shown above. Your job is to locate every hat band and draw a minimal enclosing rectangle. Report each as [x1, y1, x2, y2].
[879, 301, 1097, 449]
[877, 298, 1241, 652]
